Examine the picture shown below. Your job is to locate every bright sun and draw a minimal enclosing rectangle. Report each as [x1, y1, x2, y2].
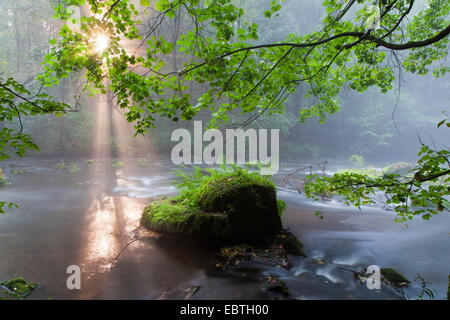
[91, 33, 109, 54]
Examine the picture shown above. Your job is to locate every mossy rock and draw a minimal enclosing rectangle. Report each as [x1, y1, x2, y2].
[382, 162, 413, 176]
[0, 277, 38, 299]
[447, 274, 450, 300]
[381, 268, 409, 287]
[274, 231, 305, 256]
[335, 168, 381, 179]
[141, 172, 283, 244]
[141, 200, 232, 240]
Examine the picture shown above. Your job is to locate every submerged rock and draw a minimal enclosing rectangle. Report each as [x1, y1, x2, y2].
[0, 277, 38, 299]
[263, 275, 289, 297]
[141, 169, 283, 244]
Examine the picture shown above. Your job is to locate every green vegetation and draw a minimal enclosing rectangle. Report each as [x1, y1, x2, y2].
[348, 154, 365, 168]
[264, 275, 289, 297]
[448, 274, 450, 300]
[142, 200, 231, 240]
[414, 274, 436, 300]
[12, 168, 27, 175]
[382, 162, 413, 176]
[142, 166, 286, 244]
[0, 277, 38, 299]
[43, 0, 449, 131]
[335, 168, 381, 179]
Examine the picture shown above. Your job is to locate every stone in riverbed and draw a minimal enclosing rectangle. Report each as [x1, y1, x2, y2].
[141, 170, 284, 244]
[447, 274, 449, 300]
[273, 231, 306, 256]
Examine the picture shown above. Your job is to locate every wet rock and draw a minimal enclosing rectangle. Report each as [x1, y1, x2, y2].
[141, 170, 282, 244]
[273, 231, 305, 256]
[213, 242, 291, 271]
[184, 285, 201, 299]
[263, 275, 289, 296]
[380, 268, 409, 288]
[12, 168, 27, 175]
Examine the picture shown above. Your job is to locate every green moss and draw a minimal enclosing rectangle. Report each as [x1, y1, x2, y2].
[55, 160, 67, 170]
[0, 277, 38, 299]
[141, 200, 231, 240]
[381, 268, 409, 287]
[264, 275, 289, 296]
[277, 199, 286, 217]
[142, 166, 284, 244]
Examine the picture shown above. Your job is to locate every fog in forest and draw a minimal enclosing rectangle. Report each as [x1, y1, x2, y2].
[1, 0, 448, 165]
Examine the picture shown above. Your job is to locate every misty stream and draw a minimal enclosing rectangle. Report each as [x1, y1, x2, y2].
[0, 157, 448, 300]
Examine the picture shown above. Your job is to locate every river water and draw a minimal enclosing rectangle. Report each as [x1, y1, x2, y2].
[0, 158, 448, 299]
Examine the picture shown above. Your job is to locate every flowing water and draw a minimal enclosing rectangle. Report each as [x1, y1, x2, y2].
[0, 158, 448, 299]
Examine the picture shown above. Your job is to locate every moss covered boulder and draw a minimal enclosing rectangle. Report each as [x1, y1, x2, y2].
[141, 167, 283, 244]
